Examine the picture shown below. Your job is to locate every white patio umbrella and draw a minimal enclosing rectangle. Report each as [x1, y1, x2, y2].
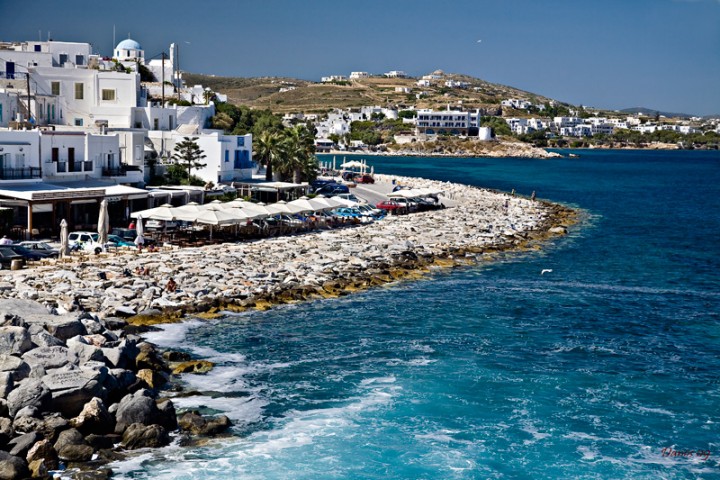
[287, 198, 324, 213]
[330, 195, 358, 207]
[130, 204, 177, 221]
[340, 160, 365, 169]
[59, 219, 69, 258]
[266, 200, 309, 215]
[97, 199, 109, 250]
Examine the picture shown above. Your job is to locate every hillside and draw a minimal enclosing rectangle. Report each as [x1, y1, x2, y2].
[182, 71, 558, 114]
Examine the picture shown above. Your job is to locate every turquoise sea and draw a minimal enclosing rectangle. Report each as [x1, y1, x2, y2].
[116, 150, 720, 479]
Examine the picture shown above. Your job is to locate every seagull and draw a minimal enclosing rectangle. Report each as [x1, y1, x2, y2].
[541, 269, 553, 275]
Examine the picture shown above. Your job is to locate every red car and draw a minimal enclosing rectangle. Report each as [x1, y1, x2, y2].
[354, 174, 375, 184]
[376, 200, 407, 214]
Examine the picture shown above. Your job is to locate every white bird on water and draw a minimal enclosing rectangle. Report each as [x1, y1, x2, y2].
[541, 269, 553, 275]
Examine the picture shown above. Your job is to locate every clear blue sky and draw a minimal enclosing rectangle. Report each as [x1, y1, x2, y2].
[2, 0, 719, 115]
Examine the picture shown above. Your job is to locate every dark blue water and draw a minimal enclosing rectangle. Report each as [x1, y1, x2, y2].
[118, 150, 720, 479]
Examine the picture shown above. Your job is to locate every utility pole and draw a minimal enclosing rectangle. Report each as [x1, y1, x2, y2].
[161, 52, 165, 107]
[26, 72, 31, 123]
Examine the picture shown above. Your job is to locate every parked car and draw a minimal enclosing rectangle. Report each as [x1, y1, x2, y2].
[17, 241, 60, 258]
[376, 200, 408, 214]
[334, 193, 365, 204]
[68, 231, 96, 248]
[354, 174, 375, 184]
[111, 228, 137, 242]
[0, 247, 25, 268]
[145, 220, 179, 231]
[311, 179, 335, 191]
[315, 183, 350, 196]
[6, 245, 46, 262]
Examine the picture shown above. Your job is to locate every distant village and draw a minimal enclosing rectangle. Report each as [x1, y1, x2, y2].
[0, 37, 718, 239]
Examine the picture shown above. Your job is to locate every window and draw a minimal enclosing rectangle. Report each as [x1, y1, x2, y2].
[74, 83, 84, 100]
[51, 105, 55, 120]
[225, 150, 229, 163]
[101, 89, 115, 101]
[153, 118, 159, 130]
[59, 53, 68, 66]
[51, 82, 60, 96]
[75, 55, 84, 66]
[34, 45, 41, 52]
[74, 118, 83, 126]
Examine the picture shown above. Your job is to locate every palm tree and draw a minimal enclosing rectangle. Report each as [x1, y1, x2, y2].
[283, 125, 317, 183]
[254, 131, 285, 181]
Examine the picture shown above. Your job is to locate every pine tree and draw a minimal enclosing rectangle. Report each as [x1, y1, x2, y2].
[171, 137, 206, 181]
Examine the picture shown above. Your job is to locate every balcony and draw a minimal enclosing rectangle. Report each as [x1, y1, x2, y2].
[0, 167, 41, 180]
[56, 161, 94, 174]
[102, 164, 141, 177]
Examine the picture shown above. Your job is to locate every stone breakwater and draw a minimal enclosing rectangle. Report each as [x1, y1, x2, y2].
[0, 298, 230, 479]
[2, 176, 576, 323]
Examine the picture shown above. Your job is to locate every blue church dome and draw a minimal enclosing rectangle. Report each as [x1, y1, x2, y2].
[116, 38, 142, 50]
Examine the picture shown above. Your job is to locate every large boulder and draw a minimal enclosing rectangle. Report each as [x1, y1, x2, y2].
[6, 379, 51, 418]
[0, 327, 32, 356]
[67, 336, 105, 364]
[70, 397, 114, 435]
[0, 372, 13, 399]
[121, 423, 169, 450]
[134, 343, 167, 372]
[53, 428, 93, 462]
[0, 355, 30, 382]
[113, 390, 158, 433]
[44, 318, 87, 342]
[155, 398, 178, 431]
[21, 346, 71, 371]
[42, 369, 106, 418]
[0, 417, 13, 448]
[0, 451, 29, 480]
[26, 438, 59, 471]
[7, 431, 42, 457]
[178, 411, 232, 436]
[27, 324, 65, 348]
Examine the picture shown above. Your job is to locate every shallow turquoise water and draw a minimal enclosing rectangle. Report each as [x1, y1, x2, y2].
[117, 150, 720, 479]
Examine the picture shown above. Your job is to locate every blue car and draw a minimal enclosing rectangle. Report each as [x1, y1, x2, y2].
[315, 183, 350, 196]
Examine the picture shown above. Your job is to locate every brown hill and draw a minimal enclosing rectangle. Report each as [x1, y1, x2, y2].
[182, 72, 558, 114]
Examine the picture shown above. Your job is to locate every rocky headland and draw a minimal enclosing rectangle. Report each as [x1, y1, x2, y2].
[0, 176, 577, 478]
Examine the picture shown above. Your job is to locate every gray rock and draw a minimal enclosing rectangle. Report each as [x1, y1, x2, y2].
[0, 355, 29, 383]
[0, 417, 13, 448]
[114, 389, 159, 433]
[0, 399, 7, 418]
[43, 370, 106, 418]
[178, 411, 232, 436]
[21, 346, 71, 371]
[70, 397, 114, 435]
[6, 379, 51, 418]
[0, 451, 29, 480]
[0, 372, 13, 399]
[81, 318, 104, 335]
[155, 398, 177, 431]
[11, 415, 42, 435]
[7, 431, 41, 457]
[28, 324, 65, 348]
[53, 428, 94, 462]
[67, 336, 104, 364]
[0, 326, 32, 356]
[121, 423, 169, 450]
[45, 318, 87, 341]
[26, 438, 59, 472]
[85, 433, 121, 451]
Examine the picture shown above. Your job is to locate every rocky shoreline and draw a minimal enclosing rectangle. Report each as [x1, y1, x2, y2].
[0, 176, 577, 478]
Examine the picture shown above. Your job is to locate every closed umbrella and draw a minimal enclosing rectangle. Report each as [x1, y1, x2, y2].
[134, 214, 145, 247]
[59, 219, 69, 258]
[97, 199, 109, 251]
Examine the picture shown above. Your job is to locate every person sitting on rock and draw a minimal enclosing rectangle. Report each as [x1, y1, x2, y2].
[165, 278, 177, 293]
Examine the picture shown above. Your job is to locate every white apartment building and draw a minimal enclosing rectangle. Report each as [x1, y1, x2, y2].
[320, 75, 347, 83]
[416, 79, 431, 87]
[385, 71, 407, 78]
[148, 131, 254, 185]
[349, 72, 369, 79]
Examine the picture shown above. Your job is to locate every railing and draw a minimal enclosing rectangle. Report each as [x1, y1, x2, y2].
[55, 161, 93, 174]
[0, 167, 41, 180]
[102, 164, 142, 177]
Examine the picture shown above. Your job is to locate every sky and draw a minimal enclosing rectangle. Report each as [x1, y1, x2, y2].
[1, 0, 719, 115]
